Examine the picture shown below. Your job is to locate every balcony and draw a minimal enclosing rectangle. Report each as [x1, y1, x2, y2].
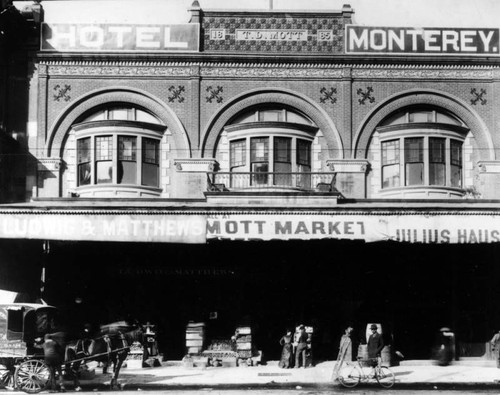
[206, 172, 338, 192]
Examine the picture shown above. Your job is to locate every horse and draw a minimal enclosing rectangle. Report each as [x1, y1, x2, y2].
[64, 321, 144, 390]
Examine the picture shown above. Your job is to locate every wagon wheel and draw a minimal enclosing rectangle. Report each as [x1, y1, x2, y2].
[14, 360, 51, 394]
[0, 367, 15, 390]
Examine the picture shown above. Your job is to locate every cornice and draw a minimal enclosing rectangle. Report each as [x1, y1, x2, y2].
[40, 61, 500, 79]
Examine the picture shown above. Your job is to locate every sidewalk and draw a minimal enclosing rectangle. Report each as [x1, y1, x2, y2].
[72, 360, 500, 390]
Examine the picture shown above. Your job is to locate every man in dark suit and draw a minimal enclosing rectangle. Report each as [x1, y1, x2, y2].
[367, 324, 384, 365]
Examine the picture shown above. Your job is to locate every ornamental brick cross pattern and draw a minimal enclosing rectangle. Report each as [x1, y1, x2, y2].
[357, 87, 375, 105]
[206, 86, 224, 103]
[168, 86, 185, 103]
[53, 84, 71, 102]
[470, 88, 487, 105]
[320, 87, 337, 104]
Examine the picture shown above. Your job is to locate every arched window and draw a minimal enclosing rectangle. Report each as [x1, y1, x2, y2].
[376, 108, 467, 194]
[222, 107, 318, 188]
[72, 106, 165, 193]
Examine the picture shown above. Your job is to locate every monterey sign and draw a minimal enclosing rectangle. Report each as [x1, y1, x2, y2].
[346, 25, 500, 55]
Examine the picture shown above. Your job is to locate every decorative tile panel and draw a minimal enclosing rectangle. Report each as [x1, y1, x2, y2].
[203, 12, 349, 53]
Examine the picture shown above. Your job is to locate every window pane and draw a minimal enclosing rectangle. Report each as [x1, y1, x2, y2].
[381, 112, 406, 126]
[382, 164, 400, 188]
[274, 162, 292, 186]
[251, 138, 268, 162]
[118, 161, 137, 184]
[405, 138, 423, 163]
[451, 165, 462, 187]
[406, 163, 424, 185]
[430, 138, 445, 163]
[119, 136, 136, 161]
[258, 110, 283, 122]
[77, 138, 91, 186]
[78, 163, 91, 186]
[451, 140, 462, 187]
[451, 140, 462, 166]
[436, 112, 461, 126]
[230, 139, 246, 168]
[82, 111, 106, 122]
[409, 111, 432, 123]
[77, 138, 91, 164]
[109, 108, 131, 120]
[297, 140, 311, 166]
[286, 112, 311, 125]
[429, 163, 446, 185]
[96, 136, 112, 161]
[135, 110, 160, 124]
[142, 138, 159, 187]
[251, 162, 268, 185]
[274, 137, 291, 163]
[142, 163, 159, 187]
[382, 140, 399, 165]
[143, 138, 159, 165]
[96, 161, 112, 184]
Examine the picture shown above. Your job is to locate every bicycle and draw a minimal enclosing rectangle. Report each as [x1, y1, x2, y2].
[337, 356, 395, 388]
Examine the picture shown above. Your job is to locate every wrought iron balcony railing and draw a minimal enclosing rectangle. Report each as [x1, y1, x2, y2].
[206, 172, 337, 192]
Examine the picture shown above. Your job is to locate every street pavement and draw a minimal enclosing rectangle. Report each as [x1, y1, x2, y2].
[63, 359, 500, 391]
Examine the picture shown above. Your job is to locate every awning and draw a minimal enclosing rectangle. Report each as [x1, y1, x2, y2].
[0, 199, 499, 244]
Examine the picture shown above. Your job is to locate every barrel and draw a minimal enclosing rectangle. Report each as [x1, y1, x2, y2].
[357, 344, 369, 366]
[381, 345, 392, 366]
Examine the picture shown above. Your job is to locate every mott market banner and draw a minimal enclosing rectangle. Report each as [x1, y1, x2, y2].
[207, 213, 500, 243]
[0, 213, 206, 243]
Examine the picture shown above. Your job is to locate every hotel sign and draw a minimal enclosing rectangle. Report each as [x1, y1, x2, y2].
[41, 23, 200, 52]
[0, 214, 206, 243]
[346, 25, 500, 55]
[207, 213, 500, 244]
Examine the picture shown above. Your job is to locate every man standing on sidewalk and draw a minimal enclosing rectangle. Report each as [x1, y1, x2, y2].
[490, 330, 500, 368]
[367, 324, 384, 365]
[294, 325, 308, 368]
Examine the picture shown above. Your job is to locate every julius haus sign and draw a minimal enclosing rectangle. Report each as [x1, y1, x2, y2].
[41, 23, 199, 52]
[346, 25, 500, 55]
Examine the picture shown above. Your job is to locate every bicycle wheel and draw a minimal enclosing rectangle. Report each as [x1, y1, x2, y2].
[376, 366, 395, 388]
[338, 365, 361, 388]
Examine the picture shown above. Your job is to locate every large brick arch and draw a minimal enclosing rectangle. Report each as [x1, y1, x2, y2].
[201, 88, 343, 158]
[45, 87, 190, 158]
[353, 89, 495, 160]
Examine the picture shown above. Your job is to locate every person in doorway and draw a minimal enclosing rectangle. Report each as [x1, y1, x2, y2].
[42, 334, 66, 393]
[367, 324, 384, 366]
[339, 326, 354, 362]
[294, 325, 308, 368]
[490, 330, 500, 368]
[435, 327, 454, 366]
[278, 329, 293, 368]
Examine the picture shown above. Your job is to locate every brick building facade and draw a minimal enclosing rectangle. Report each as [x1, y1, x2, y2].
[1, 1, 500, 362]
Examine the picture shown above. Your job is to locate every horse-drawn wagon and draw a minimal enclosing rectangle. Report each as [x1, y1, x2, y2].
[0, 303, 58, 393]
[0, 303, 144, 393]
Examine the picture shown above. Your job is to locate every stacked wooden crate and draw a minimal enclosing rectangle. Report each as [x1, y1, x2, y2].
[185, 322, 205, 355]
[235, 326, 252, 361]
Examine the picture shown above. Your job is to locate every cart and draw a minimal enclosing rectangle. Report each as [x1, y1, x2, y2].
[0, 303, 59, 393]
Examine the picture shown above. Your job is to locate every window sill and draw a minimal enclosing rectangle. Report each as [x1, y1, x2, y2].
[75, 184, 162, 198]
[376, 186, 465, 199]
